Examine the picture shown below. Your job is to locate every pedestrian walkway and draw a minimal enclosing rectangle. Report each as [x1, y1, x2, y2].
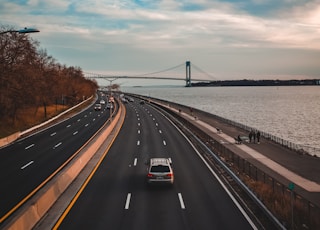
[162, 101, 320, 193]
[182, 113, 320, 192]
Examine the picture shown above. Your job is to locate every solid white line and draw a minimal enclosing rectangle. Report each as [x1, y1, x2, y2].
[178, 193, 185, 209]
[161, 109, 258, 229]
[125, 193, 131, 210]
[134, 158, 137, 166]
[173, 122, 258, 229]
[25, 144, 35, 150]
[50, 132, 56, 137]
[21, 161, 34, 170]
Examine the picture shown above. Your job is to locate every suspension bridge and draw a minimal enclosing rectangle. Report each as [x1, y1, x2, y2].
[84, 61, 216, 87]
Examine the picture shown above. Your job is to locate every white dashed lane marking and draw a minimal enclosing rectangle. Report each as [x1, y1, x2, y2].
[21, 161, 34, 170]
[25, 144, 35, 150]
[178, 193, 186, 209]
[125, 193, 131, 210]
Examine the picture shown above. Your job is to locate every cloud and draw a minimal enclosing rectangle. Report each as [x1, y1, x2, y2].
[1, 0, 320, 81]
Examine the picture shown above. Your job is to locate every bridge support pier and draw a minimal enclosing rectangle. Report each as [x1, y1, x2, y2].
[186, 61, 191, 87]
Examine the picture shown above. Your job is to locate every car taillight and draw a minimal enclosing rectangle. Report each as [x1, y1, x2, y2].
[147, 173, 154, 178]
[167, 173, 173, 178]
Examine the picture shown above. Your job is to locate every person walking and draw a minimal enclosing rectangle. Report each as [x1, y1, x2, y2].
[249, 130, 253, 143]
[257, 131, 261, 144]
[253, 131, 256, 143]
[237, 135, 242, 144]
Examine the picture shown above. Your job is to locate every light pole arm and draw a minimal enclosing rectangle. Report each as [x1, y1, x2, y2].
[0, 28, 40, 35]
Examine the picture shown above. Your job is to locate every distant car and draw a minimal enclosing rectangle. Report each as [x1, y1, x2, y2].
[94, 104, 102, 111]
[100, 100, 105, 104]
[121, 98, 128, 103]
[106, 103, 113, 109]
[146, 158, 174, 185]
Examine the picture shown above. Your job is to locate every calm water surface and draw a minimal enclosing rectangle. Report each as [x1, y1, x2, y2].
[123, 86, 320, 156]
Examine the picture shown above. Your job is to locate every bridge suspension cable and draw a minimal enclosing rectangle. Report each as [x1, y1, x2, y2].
[191, 63, 217, 80]
[84, 61, 216, 85]
[131, 62, 185, 77]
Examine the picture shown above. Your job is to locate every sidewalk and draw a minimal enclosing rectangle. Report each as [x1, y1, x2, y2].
[188, 114, 320, 191]
[159, 102, 320, 206]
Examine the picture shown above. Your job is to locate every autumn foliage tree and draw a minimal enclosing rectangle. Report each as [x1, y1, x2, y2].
[0, 25, 98, 124]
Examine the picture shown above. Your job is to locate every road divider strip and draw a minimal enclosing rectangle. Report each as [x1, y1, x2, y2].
[1, 100, 125, 230]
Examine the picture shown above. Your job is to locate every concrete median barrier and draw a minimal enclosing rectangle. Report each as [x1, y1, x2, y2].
[2, 103, 124, 230]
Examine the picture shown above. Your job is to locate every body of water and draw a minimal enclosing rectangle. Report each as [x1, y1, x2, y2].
[123, 85, 320, 157]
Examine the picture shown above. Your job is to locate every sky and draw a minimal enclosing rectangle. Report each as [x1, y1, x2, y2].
[1, 0, 320, 86]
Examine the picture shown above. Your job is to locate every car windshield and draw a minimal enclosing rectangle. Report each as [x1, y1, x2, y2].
[150, 165, 170, 173]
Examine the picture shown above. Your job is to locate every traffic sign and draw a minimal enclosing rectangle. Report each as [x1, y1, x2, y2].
[288, 182, 295, 191]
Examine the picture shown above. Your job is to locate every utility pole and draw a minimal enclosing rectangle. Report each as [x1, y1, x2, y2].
[105, 78, 117, 121]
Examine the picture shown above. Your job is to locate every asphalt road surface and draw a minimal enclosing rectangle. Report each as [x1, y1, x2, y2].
[55, 99, 256, 230]
[0, 96, 111, 221]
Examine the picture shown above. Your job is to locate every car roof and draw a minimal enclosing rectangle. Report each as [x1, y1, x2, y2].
[150, 158, 170, 166]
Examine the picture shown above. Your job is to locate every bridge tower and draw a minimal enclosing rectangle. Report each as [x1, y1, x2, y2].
[186, 61, 191, 87]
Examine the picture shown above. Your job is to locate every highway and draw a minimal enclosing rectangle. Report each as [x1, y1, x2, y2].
[55, 99, 256, 230]
[0, 96, 112, 222]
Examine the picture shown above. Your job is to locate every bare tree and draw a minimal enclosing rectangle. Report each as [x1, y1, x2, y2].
[0, 24, 98, 125]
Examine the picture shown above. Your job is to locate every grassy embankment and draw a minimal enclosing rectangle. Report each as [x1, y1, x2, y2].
[0, 99, 94, 138]
[239, 173, 319, 229]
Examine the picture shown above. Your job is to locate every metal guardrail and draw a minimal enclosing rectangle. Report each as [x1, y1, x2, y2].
[217, 116, 319, 157]
[144, 95, 319, 157]
[149, 100, 285, 229]
[0, 96, 94, 148]
[0, 97, 118, 227]
[129, 94, 320, 229]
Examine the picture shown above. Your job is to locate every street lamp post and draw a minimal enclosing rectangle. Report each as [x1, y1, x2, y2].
[105, 78, 117, 121]
[0, 27, 40, 35]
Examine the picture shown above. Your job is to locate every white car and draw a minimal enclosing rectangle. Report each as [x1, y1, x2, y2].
[146, 158, 174, 185]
